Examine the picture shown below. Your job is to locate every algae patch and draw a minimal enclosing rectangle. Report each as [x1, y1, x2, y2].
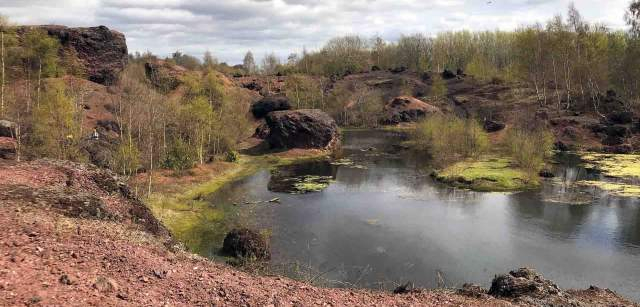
[578, 181, 640, 198]
[269, 175, 334, 194]
[433, 157, 538, 192]
[580, 153, 640, 179]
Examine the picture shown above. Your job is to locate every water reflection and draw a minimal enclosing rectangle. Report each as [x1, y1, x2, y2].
[204, 129, 640, 301]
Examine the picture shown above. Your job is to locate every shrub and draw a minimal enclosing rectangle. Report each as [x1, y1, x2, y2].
[225, 150, 239, 163]
[163, 138, 196, 172]
[503, 127, 554, 177]
[413, 114, 489, 163]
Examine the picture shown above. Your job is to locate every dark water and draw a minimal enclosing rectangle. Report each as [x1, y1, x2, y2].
[206, 130, 640, 301]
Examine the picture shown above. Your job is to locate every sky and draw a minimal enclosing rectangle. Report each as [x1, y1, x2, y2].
[0, 0, 633, 64]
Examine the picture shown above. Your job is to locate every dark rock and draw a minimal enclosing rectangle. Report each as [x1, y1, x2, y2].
[242, 81, 263, 92]
[554, 141, 571, 152]
[604, 125, 629, 138]
[80, 139, 116, 169]
[602, 135, 624, 146]
[489, 268, 561, 298]
[265, 109, 339, 150]
[254, 122, 270, 139]
[222, 228, 270, 260]
[539, 169, 555, 178]
[96, 119, 121, 135]
[371, 65, 381, 71]
[251, 96, 291, 119]
[442, 69, 456, 80]
[389, 66, 407, 74]
[456, 68, 465, 76]
[607, 111, 633, 125]
[23, 25, 128, 85]
[603, 145, 633, 154]
[59, 274, 74, 285]
[587, 123, 607, 134]
[144, 60, 186, 91]
[483, 120, 505, 133]
[383, 96, 441, 125]
[393, 282, 414, 294]
[0, 120, 16, 138]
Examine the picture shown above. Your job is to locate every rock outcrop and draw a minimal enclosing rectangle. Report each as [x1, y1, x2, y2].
[483, 119, 505, 133]
[222, 228, 270, 260]
[265, 109, 339, 149]
[144, 60, 187, 91]
[383, 96, 441, 124]
[0, 120, 17, 138]
[27, 25, 128, 85]
[251, 95, 291, 119]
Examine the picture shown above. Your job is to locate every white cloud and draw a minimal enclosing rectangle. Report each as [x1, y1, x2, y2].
[0, 0, 632, 64]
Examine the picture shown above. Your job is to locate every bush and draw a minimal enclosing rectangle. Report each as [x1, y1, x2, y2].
[413, 114, 489, 163]
[225, 150, 239, 163]
[163, 138, 196, 172]
[503, 127, 554, 177]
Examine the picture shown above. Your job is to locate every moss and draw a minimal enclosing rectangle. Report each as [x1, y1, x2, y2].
[580, 153, 640, 179]
[146, 151, 330, 254]
[578, 181, 640, 197]
[292, 175, 334, 193]
[433, 157, 538, 192]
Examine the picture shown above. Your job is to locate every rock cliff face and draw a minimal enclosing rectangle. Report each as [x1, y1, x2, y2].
[21, 25, 128, 85]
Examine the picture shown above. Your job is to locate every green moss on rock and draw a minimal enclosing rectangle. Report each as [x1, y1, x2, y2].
[433, 157, 539, 192]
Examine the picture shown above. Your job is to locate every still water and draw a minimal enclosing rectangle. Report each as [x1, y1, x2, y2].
[205, 130, 640, 301]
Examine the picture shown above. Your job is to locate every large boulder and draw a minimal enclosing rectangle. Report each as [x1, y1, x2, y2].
[0, 120, 17, 138]
[251, 96, 291, 119]
[265, 109, 339, 150]
[27, 25, 128, 85]
[222, 228, 270, 260]
[383, 96, 441, 125]
[144, 60, 187, 91]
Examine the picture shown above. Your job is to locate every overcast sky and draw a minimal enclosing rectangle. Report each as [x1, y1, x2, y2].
[1, 0, 632, 64]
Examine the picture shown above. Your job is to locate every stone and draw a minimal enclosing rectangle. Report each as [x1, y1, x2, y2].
[383, 96, 441, 125]
[19, 25, 128, 85]
[144, 60, 187, 91]
[0, 120, 17, 138]
[251, 96, 292, 119]
[483, 120, 505, 133]
[489, 268, 561, 298]
[265, 109, 339, 150]
[222, 228, 270, 260]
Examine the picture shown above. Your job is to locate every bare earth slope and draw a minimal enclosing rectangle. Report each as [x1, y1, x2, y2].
[0, 159, 635, 306]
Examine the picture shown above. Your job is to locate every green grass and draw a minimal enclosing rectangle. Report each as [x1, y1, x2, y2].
[433, 157, 539, 192]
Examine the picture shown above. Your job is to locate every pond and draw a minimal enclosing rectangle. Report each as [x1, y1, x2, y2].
[200, 130, 640, 301]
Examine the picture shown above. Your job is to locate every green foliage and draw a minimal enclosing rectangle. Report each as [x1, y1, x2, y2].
[434, 157, 537, 191]
[413, 114, 489, 163]
[285, 74, 324, 109]
[29, 79, 82, 160]
[113, 140, 141, 176]
[24, 28, 62, 77]
[164, 138, 196, 172]
[225, 150, 239, 163]
[503, 127, 555, 177]
[429, 75, 447, 99]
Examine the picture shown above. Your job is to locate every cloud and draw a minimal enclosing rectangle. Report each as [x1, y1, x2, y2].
[0, 0, 632, 64]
